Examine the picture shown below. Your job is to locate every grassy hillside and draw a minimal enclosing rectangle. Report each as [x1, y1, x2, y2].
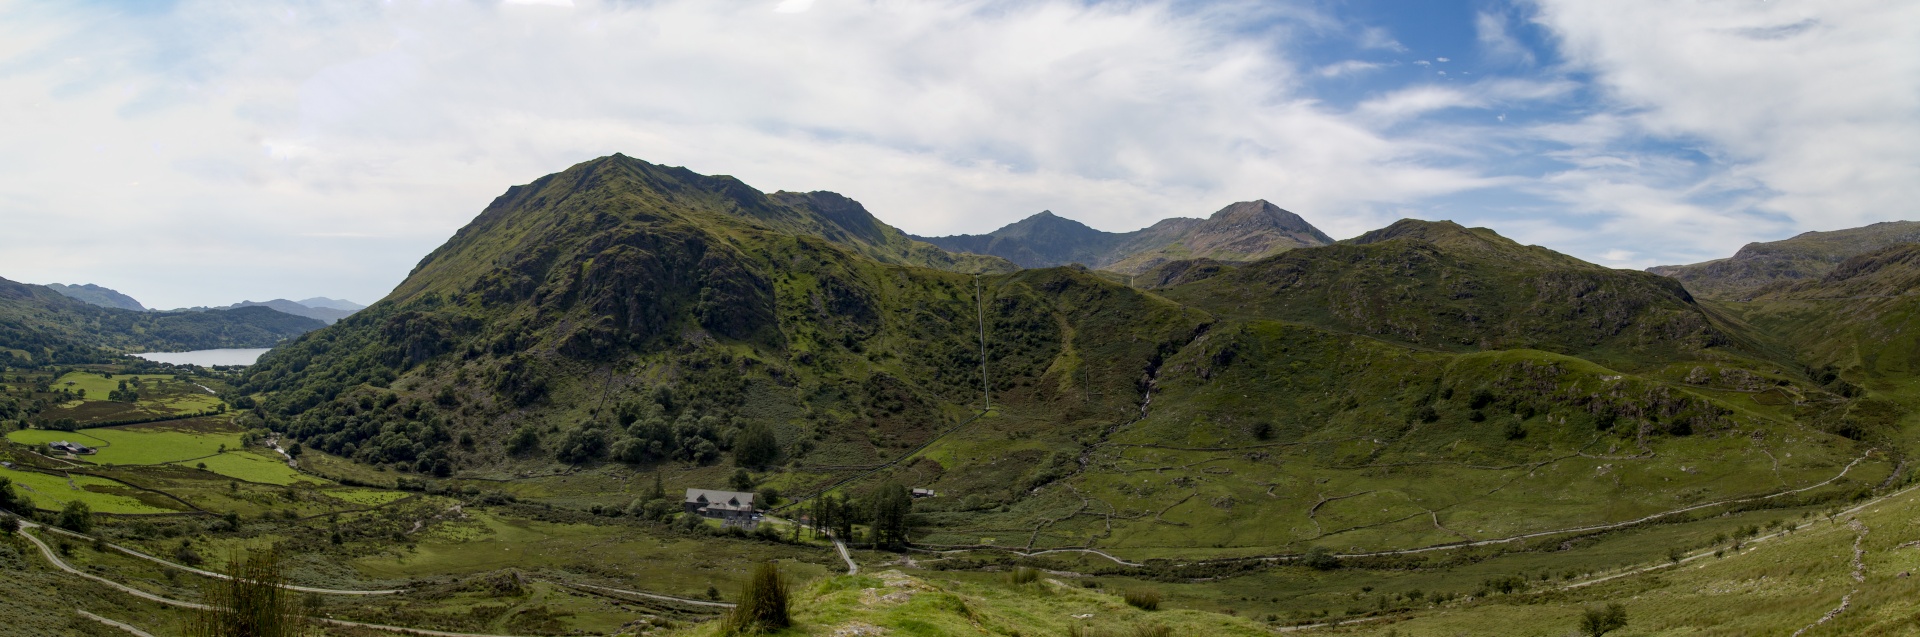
[233, 156, 1886, 577]
[1650, 220, 1920, 300]
[1160, 219, 1746, 371]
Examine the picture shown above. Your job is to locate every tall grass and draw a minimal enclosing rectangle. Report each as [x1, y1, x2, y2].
[1068, 624, 1174, 637]
[1122, 588, 1162, 611]
[1007, 566, 1041, 585]
[186, 549, 309, 637]
[721, 562, 791, 635]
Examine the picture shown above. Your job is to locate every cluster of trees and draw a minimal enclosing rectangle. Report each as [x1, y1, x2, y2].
[280, 390, 455, 474]
[801, 482, 914, 549]
[107, 378, 142, 403]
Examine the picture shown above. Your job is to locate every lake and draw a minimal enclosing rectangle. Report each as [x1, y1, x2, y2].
[133, 348, 273, 366]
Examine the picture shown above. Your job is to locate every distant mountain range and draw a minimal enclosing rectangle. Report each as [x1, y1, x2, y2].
[0, 277, 327, 364]
[1649, 220, 1920, 299]
[43, 284, 366, 325]
[911, 199, 1333, 274]
[183, 299, 365, 325]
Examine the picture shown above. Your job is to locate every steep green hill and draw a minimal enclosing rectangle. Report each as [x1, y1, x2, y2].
[1650, 220, 1920, 300]
[1160, 219, 1743, 371]
[915, 199, 1332, 274]
[239, 156, 1883, 566]
[0, 277, 325, 365]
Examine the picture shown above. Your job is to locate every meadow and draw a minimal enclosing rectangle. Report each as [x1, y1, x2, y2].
[0, 464, 175, 514]
[37, 371, 224, 425]
[8, 421, 244, 466]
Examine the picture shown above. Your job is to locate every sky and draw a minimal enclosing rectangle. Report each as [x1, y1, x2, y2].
[0, 0, 1915, 309]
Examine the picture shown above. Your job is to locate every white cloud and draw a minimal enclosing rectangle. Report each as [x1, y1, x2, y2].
[0, 0, 1496, 307]
[774, 0, 816, 14]
[1530, 0, 1920, 236]
[1475, 11, 1536, 66]
[1316, 59, 1386, 77]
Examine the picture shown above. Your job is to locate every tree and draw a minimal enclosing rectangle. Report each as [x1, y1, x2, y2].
[57, 500, 93, 533]
[187, 549, 310, 637]
[507, 426, 542, 455]
[0, 476, 23, 514]
[1579, 602, 1628, 637]
[721, 562, 790, 635]
[647, 472, 667, 501]
[1303, 545, 1339, 570]
[733, 422, 780, 468]
[0, 514, 17, 535]
[869, 482, 913, 549]
[729, 468, 755, 492]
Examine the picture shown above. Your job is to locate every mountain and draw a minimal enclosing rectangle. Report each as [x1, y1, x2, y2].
[1725, 242, 1920, 379]
[237, 155, 1873, 570]
[913, 199, 1333, 274]
[44, 283, 145, 311]
[0, 277, 326, 364]
[1649, 220, 1920, 299]
[222, 299, 359, 324]
[1158, 219, 1743, 369]
[298, 297, 365, 312]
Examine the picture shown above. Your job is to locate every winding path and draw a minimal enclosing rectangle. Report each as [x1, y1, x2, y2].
[29, 522, 405, 596]
[17, 525, 530, 637]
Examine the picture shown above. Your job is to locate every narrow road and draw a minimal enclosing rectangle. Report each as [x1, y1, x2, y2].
[831, 532, 859, 575]
[77, 610, 157, 637]
[18, 526, 530, 637]
[29, 522, 405, 595]
[556, 581, 736, 609]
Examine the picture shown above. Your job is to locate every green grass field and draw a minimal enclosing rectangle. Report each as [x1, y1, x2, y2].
[39, 371, 225, 425]
[326, 488, 414, 507]
[171, 450, 321, 486]
[8, 422, 243, 466]
[0, 465, 175, 514]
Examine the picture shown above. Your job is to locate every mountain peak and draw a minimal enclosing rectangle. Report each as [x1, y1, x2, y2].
[1352, 219, 1593, 269]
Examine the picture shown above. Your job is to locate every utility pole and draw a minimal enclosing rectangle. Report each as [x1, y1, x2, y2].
[976, 276, 989, 412]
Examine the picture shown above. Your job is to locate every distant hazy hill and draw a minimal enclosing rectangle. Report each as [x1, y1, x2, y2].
[44, 283, 146, 311]
[1650, 220, 1920, 299]
[0, 276, 326, 364]
[913, 199, 1332, 274]
[298, 297, 365, 312]
[222, 299, 360, 324]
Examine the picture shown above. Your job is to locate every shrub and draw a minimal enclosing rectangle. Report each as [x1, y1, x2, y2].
[1122, 588, 1162, 611]
[187, 549, 309, 637]
[721, 562, 790, 635]
[57, 501, 92, 533]
[1007, 566, 1040, 585]
[1303, 545, 1339, 570]
[1579, 602, 1628, 637]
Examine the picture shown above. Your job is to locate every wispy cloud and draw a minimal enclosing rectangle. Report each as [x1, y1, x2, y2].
[1475, 11, 1536, 66]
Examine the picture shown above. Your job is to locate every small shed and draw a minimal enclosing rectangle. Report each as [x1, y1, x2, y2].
[684, 488, 757, 527]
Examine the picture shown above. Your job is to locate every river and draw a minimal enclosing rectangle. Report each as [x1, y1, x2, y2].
[132, 348, 273, 366]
